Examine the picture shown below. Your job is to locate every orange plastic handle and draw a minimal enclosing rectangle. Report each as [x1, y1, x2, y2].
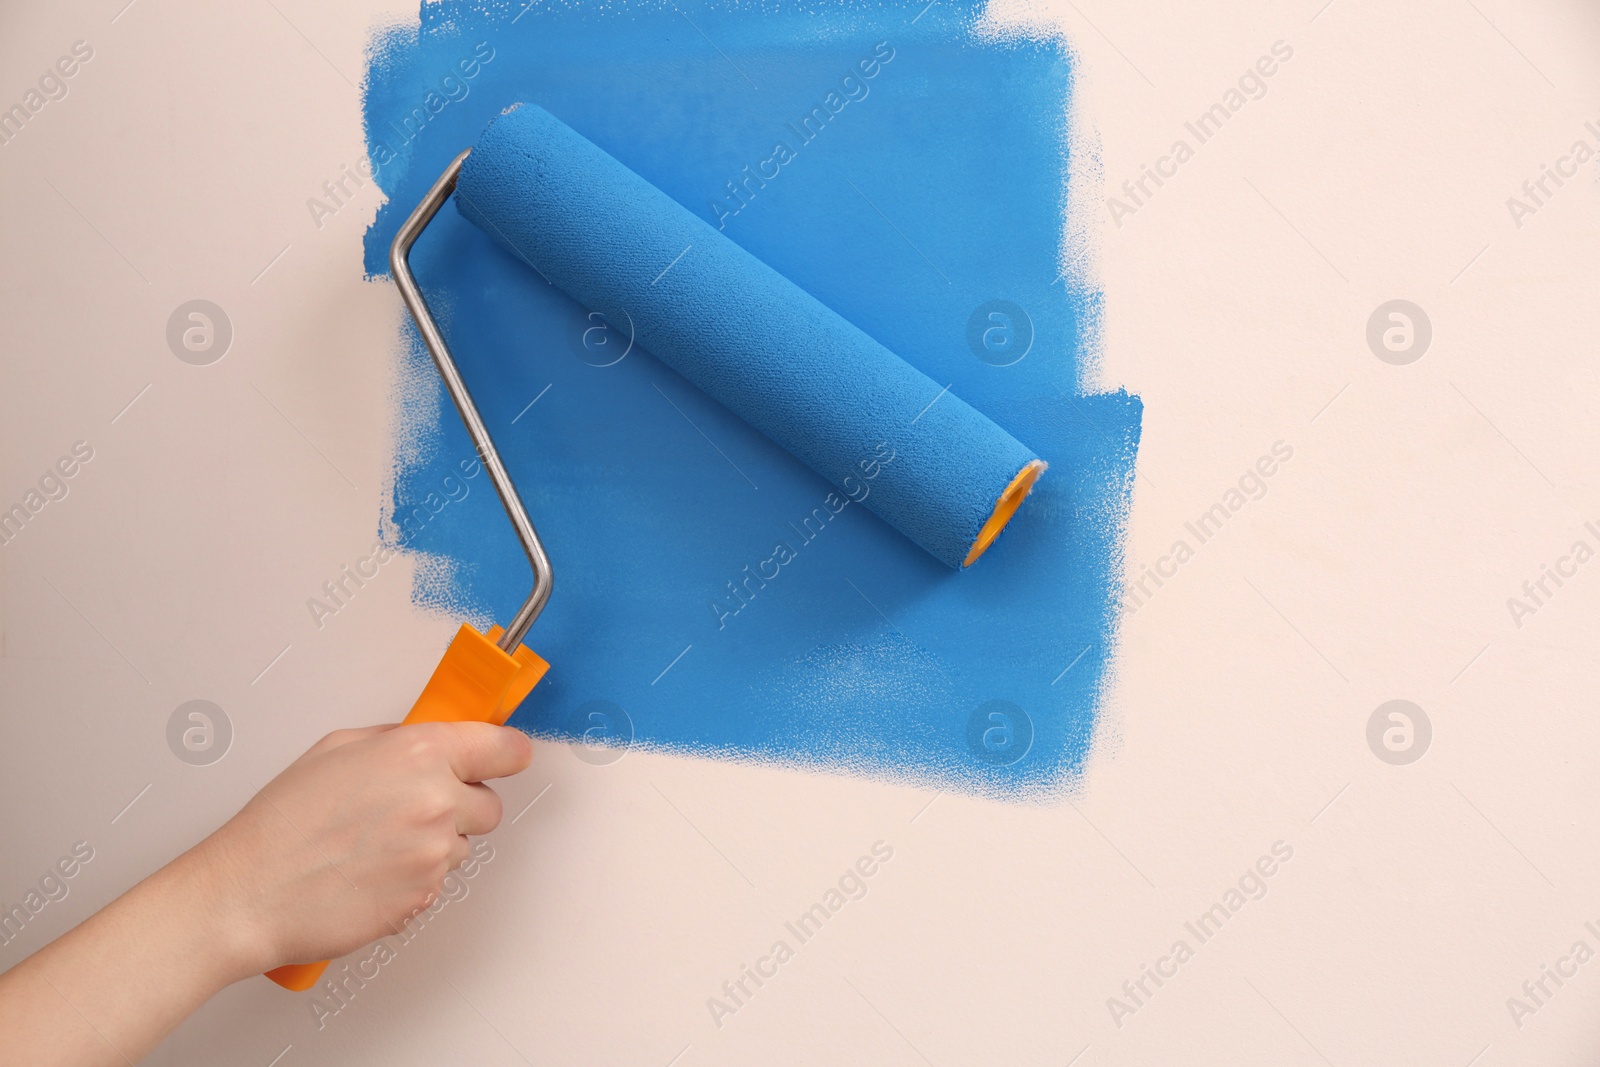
[264, 624, 548, 992]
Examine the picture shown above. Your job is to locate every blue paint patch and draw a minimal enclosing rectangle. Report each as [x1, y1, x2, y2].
[363, 0, 1141, 800]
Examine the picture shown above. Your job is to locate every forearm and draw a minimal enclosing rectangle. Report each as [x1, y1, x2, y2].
[0, 720, 529, 1066]
[0, 839, 263, 1067]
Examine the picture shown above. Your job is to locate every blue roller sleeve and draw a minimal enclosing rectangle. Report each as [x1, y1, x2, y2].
[455, 104, 1041, 569]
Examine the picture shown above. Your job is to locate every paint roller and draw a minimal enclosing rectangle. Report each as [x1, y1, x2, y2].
[459, 104, 1045, 568]
[264, 104, 1042, 991]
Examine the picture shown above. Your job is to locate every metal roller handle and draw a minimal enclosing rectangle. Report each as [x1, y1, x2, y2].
[388, 148, 552, 651]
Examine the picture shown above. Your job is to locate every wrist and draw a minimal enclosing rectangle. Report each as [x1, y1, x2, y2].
[151, 835, 278, 986]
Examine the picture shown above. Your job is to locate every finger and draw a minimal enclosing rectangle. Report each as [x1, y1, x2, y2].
[455, 782, 504, 836]
[306, 723, 400, 757]
[432, 722, 534, 784]
[447, 834, 471, 872]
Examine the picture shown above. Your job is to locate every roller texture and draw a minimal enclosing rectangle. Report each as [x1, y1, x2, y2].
[456, 104, 1040, 568]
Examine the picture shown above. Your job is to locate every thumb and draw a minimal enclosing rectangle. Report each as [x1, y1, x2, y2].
[423, 721, 534, 784]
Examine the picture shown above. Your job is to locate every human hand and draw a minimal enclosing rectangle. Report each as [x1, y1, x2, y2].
[0, 720, 533, 1067]
[191, 721, 533, 978]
